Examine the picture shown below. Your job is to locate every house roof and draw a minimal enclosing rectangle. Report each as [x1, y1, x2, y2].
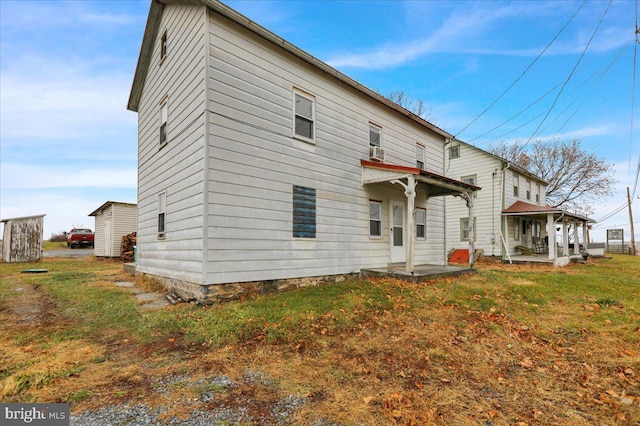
[127, 0, 453, 140]
[89, 201, 137, 217]
[361, 160, 480, 197]
[501, 200, 594, 223]
[1, 214, 46, 223]
[450, 139, 548, 186]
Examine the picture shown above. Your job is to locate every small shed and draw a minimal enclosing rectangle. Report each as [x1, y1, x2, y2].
[1, 214, 46, 263]
[89, 202, 137, 258]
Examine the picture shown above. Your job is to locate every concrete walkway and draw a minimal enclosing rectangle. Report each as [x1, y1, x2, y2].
[115, 281, 171, 310]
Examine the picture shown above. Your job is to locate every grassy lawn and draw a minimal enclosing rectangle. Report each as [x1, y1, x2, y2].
[0, 255, 638, 424]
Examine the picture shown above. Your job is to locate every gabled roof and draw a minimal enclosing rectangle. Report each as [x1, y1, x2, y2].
[127, 0, 453, 140]
[501, 200, 594, 223]
[450, 139, 548, 186]
[89, 201, 137, 217]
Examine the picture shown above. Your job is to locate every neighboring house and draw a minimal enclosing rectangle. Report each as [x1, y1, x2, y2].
[1, 214, 45, 263]
[127, 0, 478, 301]
[444, 140, 593, 265]
[89, 201, 137, 258]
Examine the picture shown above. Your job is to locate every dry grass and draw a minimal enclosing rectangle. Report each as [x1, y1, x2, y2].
[1, 255, 639, 425]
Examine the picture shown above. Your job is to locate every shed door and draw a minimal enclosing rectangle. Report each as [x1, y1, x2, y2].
[104, 220, 112, 257]
[390, 202, 406, 263]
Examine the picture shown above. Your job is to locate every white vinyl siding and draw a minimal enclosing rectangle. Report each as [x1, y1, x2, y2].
[204, 10, 449, 284]
[135, 3, 207, 285]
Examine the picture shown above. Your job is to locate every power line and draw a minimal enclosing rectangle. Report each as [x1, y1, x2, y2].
[453, 0, 587, 139]
[524, 0, 613, 146]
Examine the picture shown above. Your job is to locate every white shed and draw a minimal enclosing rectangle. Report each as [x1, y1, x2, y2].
[1, 214, 46, 263]
[89, 202, 137, 258]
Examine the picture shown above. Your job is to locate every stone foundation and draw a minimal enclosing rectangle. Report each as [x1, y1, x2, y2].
[136, 272, 358, 304]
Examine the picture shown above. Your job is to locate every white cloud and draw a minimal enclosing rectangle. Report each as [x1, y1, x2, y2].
[1, 164, 137, 190]
[325, 1, 630, 70]
[0, 56, 136, 142]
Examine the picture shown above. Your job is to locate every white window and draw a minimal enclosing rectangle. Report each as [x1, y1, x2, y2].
[462, 175, 477, 197]
[513, 174, 519, 197]
[416, 144, 425, 169]
[449, 145, 460, 159]
[369, 200, 382, 237]
[293, 90, 315, 142]
[158, 191, 166, 238]
[514, 217, 521, 241]
[369, 123, 381, 147]
[460, 217, 475, 241]
[160, 30, 167, 61]
[415, 208, 426, 239]
[160, 98, 168, 147]
[526, 179, 531, 200]
[536, 183, 541, 203]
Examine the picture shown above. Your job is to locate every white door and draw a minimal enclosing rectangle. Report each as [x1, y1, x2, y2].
[390, 202, 406, 263]
[104, 220, 112, 257]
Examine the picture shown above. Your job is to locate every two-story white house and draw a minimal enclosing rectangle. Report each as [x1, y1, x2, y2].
[444, 140, 593, 266]
[127, 0, 478, 301]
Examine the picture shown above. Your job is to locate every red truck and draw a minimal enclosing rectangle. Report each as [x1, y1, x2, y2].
[67, 228, 95, 249]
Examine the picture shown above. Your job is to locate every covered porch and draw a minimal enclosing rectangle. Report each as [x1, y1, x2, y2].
[501, 201, 594, 267]
[361, 160, 480, 274]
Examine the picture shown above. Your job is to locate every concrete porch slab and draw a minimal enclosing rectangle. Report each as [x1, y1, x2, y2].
[361, 264, 476, 282]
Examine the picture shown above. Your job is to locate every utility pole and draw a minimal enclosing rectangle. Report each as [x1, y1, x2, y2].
[628, 187, 636, 255]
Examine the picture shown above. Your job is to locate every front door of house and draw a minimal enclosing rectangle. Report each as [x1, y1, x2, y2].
[390, 202, 406, 263]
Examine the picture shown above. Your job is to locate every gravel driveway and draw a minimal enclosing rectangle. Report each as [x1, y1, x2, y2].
[43, 248, 94, 258]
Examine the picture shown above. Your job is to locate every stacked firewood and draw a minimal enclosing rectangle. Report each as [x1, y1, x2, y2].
[120, 232, 137, 262]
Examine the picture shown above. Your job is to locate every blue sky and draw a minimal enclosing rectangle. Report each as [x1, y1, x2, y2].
[1, 0, 638, 244]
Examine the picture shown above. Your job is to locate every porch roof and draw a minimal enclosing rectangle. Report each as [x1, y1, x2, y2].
[361, 160, 480, 196]
[501, 200, 594, 223]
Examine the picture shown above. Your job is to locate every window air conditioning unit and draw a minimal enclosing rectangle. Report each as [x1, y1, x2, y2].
[369, 146, 386, 162]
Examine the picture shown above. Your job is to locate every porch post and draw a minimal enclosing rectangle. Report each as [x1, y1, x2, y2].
[467, 191, 475, 267]
[562, 220, 569, 256]
[547, 213, 556, 260]
[573, 220, 580, 255]
[405, 175, 417, 274]
[582, 221, 589, 250]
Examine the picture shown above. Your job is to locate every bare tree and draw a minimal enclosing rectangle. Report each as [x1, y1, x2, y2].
[489, 139, 616, 215]
[384, 91, 433, 121]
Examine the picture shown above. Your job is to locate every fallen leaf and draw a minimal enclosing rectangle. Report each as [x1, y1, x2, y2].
[440, 378, 451, 383]
[363, 396, 374, 405]
[519, 357, 534, 368]
[606, 389, 619, 398]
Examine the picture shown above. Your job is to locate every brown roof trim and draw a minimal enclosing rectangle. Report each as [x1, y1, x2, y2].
[361, 160, 480, 192]
[501, 201, 594, 222]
